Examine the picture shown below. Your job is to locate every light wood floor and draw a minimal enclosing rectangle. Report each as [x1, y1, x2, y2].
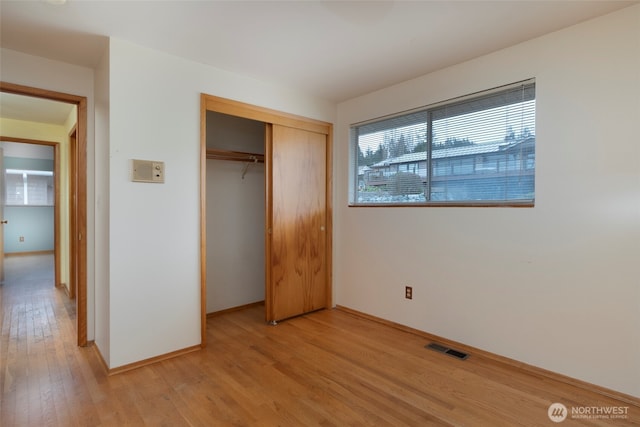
[1, 255, 638, 426]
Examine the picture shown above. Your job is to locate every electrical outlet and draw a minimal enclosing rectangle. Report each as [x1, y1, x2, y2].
[405, 286, 413, 300]
[19, 236, 25, 242]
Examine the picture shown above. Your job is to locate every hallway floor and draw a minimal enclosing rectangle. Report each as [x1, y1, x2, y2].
[0, 254, 81, 426]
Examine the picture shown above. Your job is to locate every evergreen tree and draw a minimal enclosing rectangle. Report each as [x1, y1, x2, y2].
[413, 141, 427, 153]
[358, 145, 365, 165]
[433, 137, 473, 150]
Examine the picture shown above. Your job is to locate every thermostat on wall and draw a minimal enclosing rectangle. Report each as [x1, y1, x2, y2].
[132, 159, 165, 183]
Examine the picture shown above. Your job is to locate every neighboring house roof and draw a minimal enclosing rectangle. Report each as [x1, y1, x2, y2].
[369, 137, 534, 168]
[358, 166, 371, 175]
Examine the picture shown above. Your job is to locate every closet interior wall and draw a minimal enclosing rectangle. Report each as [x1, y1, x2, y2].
[205, 111, 265, 314]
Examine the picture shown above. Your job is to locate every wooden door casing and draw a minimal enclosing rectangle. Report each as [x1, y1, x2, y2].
[268, 125, 327, 322]
[69, 127, 78, 299]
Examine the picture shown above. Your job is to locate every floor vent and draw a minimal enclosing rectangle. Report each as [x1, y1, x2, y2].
[425, 342, 469, 360]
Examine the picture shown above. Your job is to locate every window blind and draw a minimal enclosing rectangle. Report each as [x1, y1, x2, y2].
[351, 79, 535, 206]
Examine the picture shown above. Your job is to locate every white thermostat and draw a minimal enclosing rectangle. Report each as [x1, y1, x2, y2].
[132, 159, 165, 183]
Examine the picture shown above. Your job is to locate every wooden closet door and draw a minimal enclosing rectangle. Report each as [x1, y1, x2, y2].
[267, 124, 327, 322]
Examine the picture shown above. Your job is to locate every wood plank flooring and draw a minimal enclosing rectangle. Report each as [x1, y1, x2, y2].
[1, 255, 638, 426]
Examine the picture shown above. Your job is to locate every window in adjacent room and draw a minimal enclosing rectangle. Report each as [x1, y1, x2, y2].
[5, 169, 54, 206]
[350, 79, 535, 206]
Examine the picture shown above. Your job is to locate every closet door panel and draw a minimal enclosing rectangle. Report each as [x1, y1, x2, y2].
[269, 124, 327, 321]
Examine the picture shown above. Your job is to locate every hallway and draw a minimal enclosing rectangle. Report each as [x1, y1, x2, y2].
[0, 254, 83, 426]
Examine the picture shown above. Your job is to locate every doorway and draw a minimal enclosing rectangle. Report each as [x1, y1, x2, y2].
[205, 112, 266, 318]
[0, 81, 88, 347]
[0, 140, 57, 284]
[200, 94, 333, 345]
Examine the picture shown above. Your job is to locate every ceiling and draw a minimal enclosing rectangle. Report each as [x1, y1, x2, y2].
[0, 92, 76, 125]
[0, 0, 637, 109]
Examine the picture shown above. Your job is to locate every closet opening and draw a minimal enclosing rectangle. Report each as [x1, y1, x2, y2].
[200, 93, 333, 346]
[205, 111, 266, 319]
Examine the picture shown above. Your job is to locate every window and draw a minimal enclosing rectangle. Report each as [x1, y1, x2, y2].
[351, 79, 535, 206]
[5, 169, 54, 206]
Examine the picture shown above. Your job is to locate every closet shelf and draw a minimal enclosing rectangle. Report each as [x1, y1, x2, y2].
[206, 149, 264, 163]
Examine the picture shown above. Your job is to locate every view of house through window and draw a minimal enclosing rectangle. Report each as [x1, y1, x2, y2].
[351, 79, 535, 206]
[5, 169, 54, 206]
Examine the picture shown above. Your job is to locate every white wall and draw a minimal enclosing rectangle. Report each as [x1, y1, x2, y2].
[0, 48, 96, 340]
[335, 6, 640, 397]
[106, 38, 335, 368]
[206, 160, 265, 313]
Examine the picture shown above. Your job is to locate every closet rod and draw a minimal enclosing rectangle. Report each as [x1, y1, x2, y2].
[206, 148, 265, 163]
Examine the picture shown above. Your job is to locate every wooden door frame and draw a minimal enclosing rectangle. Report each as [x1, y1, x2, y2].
[68, 126, 77, 299]
[1, 82, 88, 347]
[200, 94, 333, 346]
